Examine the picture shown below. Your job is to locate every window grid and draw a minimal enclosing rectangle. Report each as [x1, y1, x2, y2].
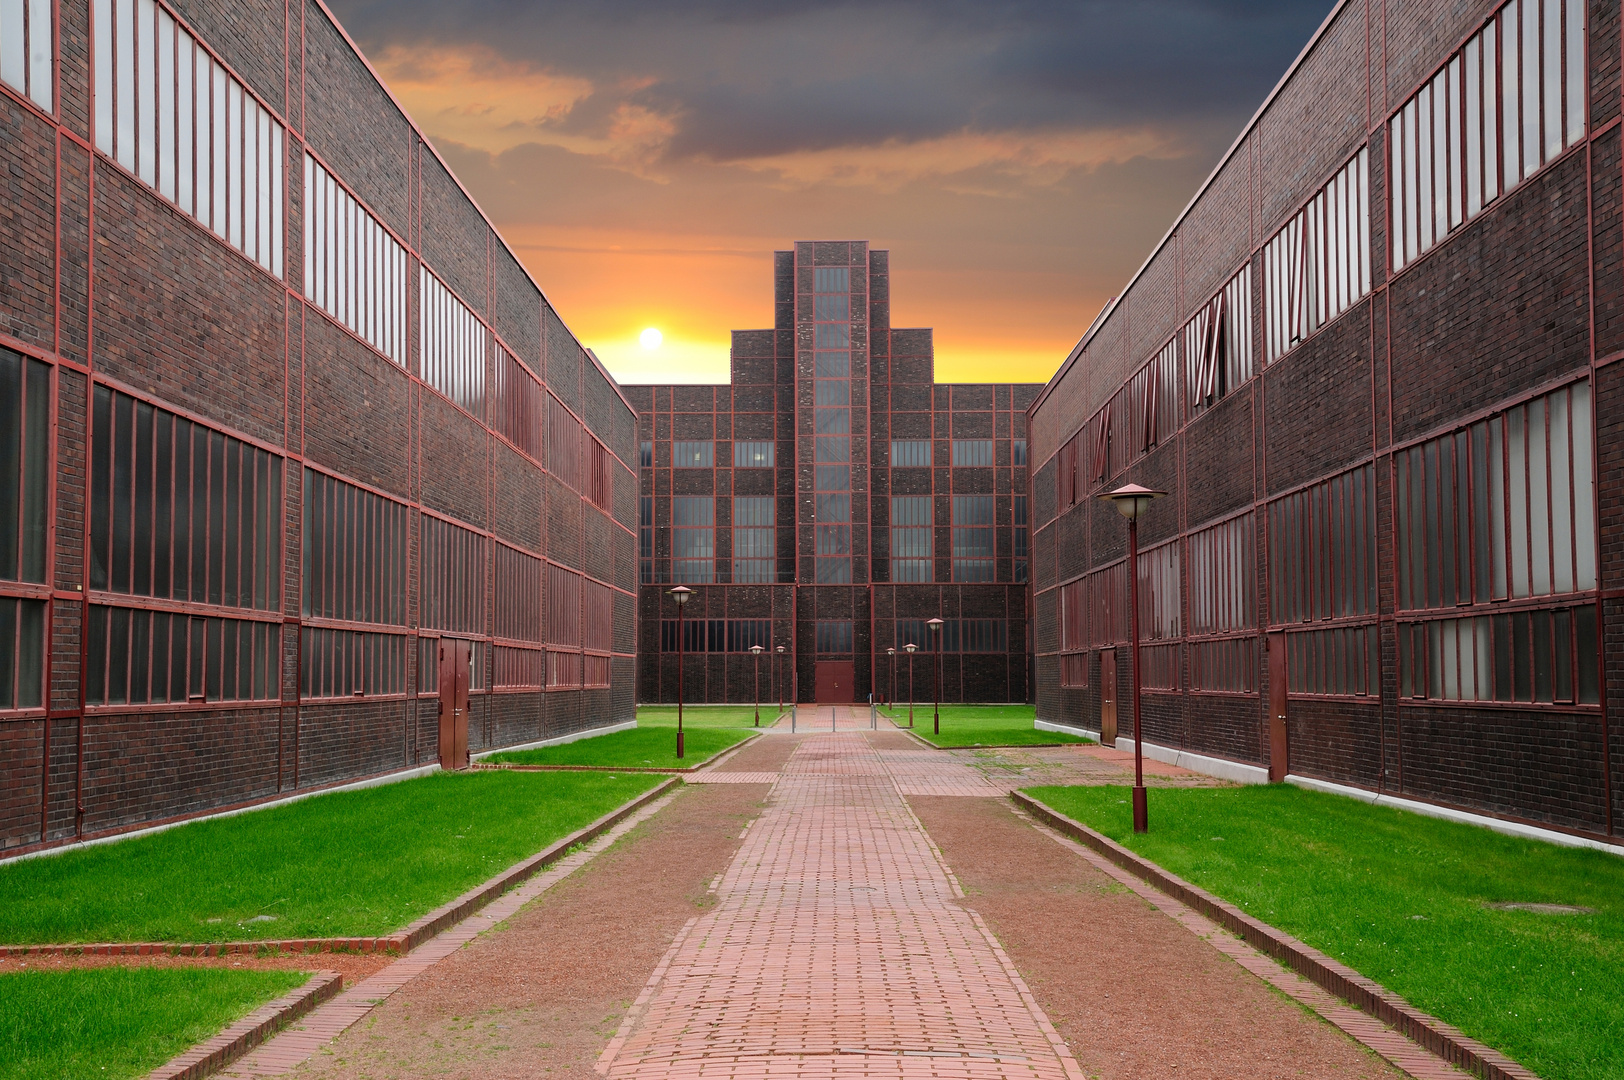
[660, 619, 773, 653]
[1399, 603, 1598, 705]
[1186, 268, 1254, 414]
[890, 496, 931, 583]
[304, 155, 406, 363]
[88, 605, 280, 705]
[302, 469, 405, 626]
[1191, 637, 1258, 693]
[549, 397, 582, 491]
[546, 564, 582, 688]
[0, 597, 45, 709]
[816, 620, 854, 654]
[891, 439, 931, 467]
[94, 0, 283, 275]
[1268, 464, 1377, 625]
[640, 495, 654, 584]
[0, 0, 52, 110]
[734, 441, 774, 468]
[1263, 148, 1371, 362]
[419, 515, 486, 634]
[1013, 494, 1028, 583]
[492, 346, 544, 462]
[300, 626, 405, 699]
[420, 268, 487, 418]
[1287, 624, 1379, 698]
[1137, 540, 1181, 641]
[672, 441, 713, 468]
[950, 440, 993, 467]
[1, 348, 50, 587]
[493, 543, 542, 643]
[1187, 513, 1255, 636]
[732, 497, 775, 584]
[894, 619, 1008, 653]
[672, 496, 714, 584]
[951, 495, 994, 582]
[587, 439, 613, 512]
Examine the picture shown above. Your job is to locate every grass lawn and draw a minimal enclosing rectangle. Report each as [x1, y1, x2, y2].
[881, 703, 1091, 748]
[0, 966, 309, 1080]
[486, 726, 754, 769]
[0, 770, 662, 946]
[1025, 782, 1624, 1080]
[636, 704, 778, 728]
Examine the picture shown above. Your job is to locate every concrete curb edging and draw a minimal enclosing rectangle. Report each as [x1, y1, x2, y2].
[1035, 719, 1100, 740]
[2, 778, 681, 961]
[1011, 791, 1542, 1080]
[470, 721, 637, 760]
[474, 731, 765, 774]
[146, 970, 342, 1080]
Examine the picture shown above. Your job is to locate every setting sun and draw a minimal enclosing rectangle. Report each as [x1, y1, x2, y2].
[639, 327, 663, 350]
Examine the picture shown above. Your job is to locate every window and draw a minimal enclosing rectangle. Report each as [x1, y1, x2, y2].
[733, 497, 775, 584]
[1060, 652, 1088, 689]
[1012, 439, 1027, 466]
[815, 267, 850, 293]
[421, 268, 487, 417]
[0, 596, 45, 709]
[549, 397, 582, 490]
[1191, 638, 1258, 693]
[1060, 579, 1085, 684]
[672, 496, 714, 583]
[1141, 643, 1180, 690]
[1, 348, 50, 587]
[815, 491, 851, 584]
[659, 619, 773, 653]
[951, 440, 993, 467]
[583, 579, 612, 687]
[1, 0, 52, 110]
[1399, 604, 1599, 704]
[1288, 625, 1379, 697]
[1137, 540, 1180, 640]
[891, 496, 932, 582]
[815, 351, 849, 377]
[587, 439, 613, 512]
[494, 645, 545, 690]
[420, 515, 486, 634]
[1187, 513, 1254, 636]
[1186, 268, 1254, 414]
[303, 156, 407, 364]
[1086, 560, 1129, 646]
[816, 620, 853, 654]
[300, 627, 404, 699]
[546, 564, 581, 688]
[302, 470, 405, 625]
[492, 346, 544, 461]
[88, 607, 279, 704]
[494, 544, 542, 643]
[1396, 383, 1594, 610]
[892, 440, 931, 467]
[640, 441, 653, 468]
[1268, 464, 1377, 624]
[95, 0, 283, 275]
[815, 407, 849, 434]
[1120, 341, 1180, 457]
[1013, 495, 1028, 583]
[815, 323, 850, 348]
[1055, 436, 1079, 508]
[640, 496, 654, 584]
[1263, 148, 1371, 362]
[895, 619, 1006, 653]
[91, 387, 283, 611]
[672, 441, 713, 468]
[734, 441, 774, 468]
[1391, 0, 1585, 272]
[951, 496, 994, 581]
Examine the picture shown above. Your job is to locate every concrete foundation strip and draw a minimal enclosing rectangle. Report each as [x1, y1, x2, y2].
[471, 730, 765, 774]
[3, 777, 682, 961]
[144, 971, 342, 1079]
[1011, 791, 1540, 1080]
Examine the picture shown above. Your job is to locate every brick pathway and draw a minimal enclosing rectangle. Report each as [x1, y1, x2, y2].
[595, 732, 1084, 1078]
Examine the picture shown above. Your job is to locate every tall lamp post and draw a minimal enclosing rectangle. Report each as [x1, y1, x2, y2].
[927, 618, 944, 735]
[668, 586, 692, 759]
[749, 644, 764, 726]
[886, 647, 896, 714]
[775, 644, 785, 720]
[1097, 483, 1166, 833]
[904, 643, 917, 727]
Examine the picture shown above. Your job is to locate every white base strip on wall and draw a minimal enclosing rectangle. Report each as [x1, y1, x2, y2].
[1112, 737, 1272, 786]
[1034, 719, 1100, 741]
[1286, 773, 1624, 856]
[470, 720, 636, 760]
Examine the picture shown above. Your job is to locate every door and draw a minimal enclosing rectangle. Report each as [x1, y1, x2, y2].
[814, 660, 855, 703]
[1267, 631, 1288, 782]
[1098, 648, 1117, 746]
[439, 638, 471, 770]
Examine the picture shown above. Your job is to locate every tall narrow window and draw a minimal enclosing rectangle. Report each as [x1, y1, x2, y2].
[1264, 148, 1371, 362]
[546, 564, 582, 688]
[1187, 512, 1256, 693]
[639, 496, 654, 584]
[95, 0, 284, 276]
[0, 346, 49, 709]
[815, 486, 852, 583]
[891, 496, 932, 582]
[1268, 464, 1377, 625]
[587, 439, 613, 512]
[1059, 578, 1086, 687]
[304, 155, 406, 364]
[1, 0, 53, 110]
[549, 397, 582, 491]
[493, 543, 543, 644]
[1137, 540, 1181, 641]
[672, 496, 714, 583]
[420, 514, 486, 635]
[815, 620, 853, 654]
[951, 495, 994, 582]
[302, 469, 405, 625]
[583, 580, 612, 687]
[732, 497, 775, 584]
[492, 346, 544, 461]
[1186, 268, 1253, 413]
[1012, 439, 1027, 466]
[420, 268, 487, 417]
[1013, 494, 1028, 583]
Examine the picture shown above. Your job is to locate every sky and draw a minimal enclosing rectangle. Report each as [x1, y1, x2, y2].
[325, 0, 1337, 386]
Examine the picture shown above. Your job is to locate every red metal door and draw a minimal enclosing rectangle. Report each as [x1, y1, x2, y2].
[439, 639, 471, 770]
[1098, 648, 1117, 746]
[1268, 631, 1288, 782]
[814, 661, 855, 703]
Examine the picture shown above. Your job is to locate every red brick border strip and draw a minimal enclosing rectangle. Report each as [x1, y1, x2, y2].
[474, 731, 763, 774]
[1012, 791, 1541, 1080]
[2, 777, 682, 961]
[146, 969, 342, 1080]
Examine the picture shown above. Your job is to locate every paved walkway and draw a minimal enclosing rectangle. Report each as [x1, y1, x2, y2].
[595, 732, 1084, 1078]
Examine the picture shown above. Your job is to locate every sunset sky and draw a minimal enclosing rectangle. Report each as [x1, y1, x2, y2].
[325, 0, 1336, 386]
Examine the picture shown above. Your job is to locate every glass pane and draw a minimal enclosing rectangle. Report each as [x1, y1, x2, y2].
[132, 402, 152, 596]
[1576, 604, 1599, 703]
[0, 349, 21, 581]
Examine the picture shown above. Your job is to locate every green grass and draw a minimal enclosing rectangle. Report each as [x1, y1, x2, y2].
[0, 966, 309, 1080]
[880, 703, 1091, 748]
[636, 704, 778, 729]
[0, 770, 663, 946]
[486, 726, 754, 768]
[1025, 782, 1624, 1080]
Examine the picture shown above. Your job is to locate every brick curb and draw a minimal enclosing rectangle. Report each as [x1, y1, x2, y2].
[146, 969, 342, 1080]
[472, 731, 764, 775]
[1012, 791, 1541, 1080]
[1, 778, 682, 961]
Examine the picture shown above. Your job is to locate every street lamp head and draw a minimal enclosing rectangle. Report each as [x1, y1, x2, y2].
[667, 585, 693, 606]
[886, 647, 896, 656]
[926, 618, 943, 630]
[749, 644, 763, 655]
[775, 644, 785, 654]
[1097, 482, 1167, 522]
[904, 643, 917, 654]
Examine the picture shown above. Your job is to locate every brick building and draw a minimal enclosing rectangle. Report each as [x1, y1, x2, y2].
[627, 242, 1041, 707]
[1029, 0, 1623, 843]
[0, 0, 639, 857]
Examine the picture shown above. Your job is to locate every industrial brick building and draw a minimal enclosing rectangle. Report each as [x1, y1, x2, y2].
[627, 242, 1040, 707]
[0, 0, 639, 857]
[1029, 0, 1622, 843]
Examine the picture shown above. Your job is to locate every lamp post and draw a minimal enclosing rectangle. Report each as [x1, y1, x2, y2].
[886, 647, 896, 715]
[904, 643, 917, 727]
[668, 586, 692, 759]
[1097, 483, 1166, 833]
[750, 644, 764, 727]
[775, 644, 785, 721]
[927, 617, 944, 735]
